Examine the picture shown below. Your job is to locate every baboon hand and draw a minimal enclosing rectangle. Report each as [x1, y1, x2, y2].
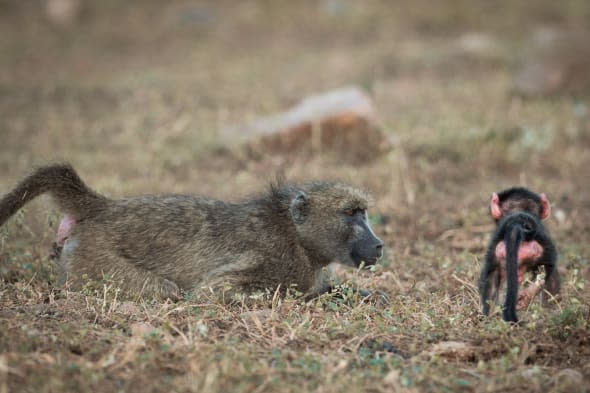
[358, 288, 390, 305]
[159, 279, 182, 302]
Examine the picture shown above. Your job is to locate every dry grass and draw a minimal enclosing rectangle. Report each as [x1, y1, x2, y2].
[1, 1, 589, 392]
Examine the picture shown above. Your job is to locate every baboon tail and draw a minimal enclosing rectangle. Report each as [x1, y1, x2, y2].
[0, 163, 107, 226]
[503, 226, 522, 322]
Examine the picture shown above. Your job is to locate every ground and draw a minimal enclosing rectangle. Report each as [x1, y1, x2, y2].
[1, 1, 589, 392]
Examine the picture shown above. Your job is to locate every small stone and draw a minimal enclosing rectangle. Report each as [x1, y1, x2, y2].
[454, 32, 503, 60]
[45, 0, 81, 26]
[554, 209, 566, 225]
[117, 301, 139, 315]
[428, 341, 475, 361]
[130, 322, 159, 337]
[240, 309, 273, 323]
[383, 369, 402, 389]
[520, 366, 542, 379]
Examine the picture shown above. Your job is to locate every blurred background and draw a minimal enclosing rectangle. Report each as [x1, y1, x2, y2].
[1, 0, 589, 254]
[1, 2, 590, 391]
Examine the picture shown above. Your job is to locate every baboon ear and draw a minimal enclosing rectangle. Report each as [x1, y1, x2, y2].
[490, 192, 503, 220]
[290, 191, 309, 225]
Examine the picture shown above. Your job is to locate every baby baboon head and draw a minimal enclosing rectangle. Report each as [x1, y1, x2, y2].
[290, 182, 384, 268]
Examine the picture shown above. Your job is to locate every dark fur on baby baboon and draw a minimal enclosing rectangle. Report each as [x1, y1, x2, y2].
[480, 211, 557, 322]
[0, 164, 384, 300]
[480, 187, 559, 322]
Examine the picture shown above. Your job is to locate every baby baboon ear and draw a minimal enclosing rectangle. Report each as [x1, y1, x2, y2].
[290, 191, 309, 225]
[490, 192, 503, 220]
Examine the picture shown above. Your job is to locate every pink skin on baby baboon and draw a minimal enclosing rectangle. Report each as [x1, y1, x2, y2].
[495, 240, 545, 310]
[488, 190, 555, 312]
[56, 215, 75, 247]
[495, 240, 543, 283]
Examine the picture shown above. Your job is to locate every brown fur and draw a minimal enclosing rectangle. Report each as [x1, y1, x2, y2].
[0, 164, 380, 300]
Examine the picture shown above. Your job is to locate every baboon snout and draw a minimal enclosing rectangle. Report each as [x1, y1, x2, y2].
[355, 234, 384, 265]
[374, 239, 384, 257]
[369, 237, 384, 259]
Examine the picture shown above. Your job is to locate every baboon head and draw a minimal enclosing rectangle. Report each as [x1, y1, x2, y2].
[290, 182, 384, 268]
[490, 187, 551, 221]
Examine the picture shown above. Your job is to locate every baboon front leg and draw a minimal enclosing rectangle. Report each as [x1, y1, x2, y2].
[304, 268, 388, 303]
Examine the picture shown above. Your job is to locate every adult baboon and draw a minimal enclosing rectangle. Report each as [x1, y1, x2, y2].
[0, 164, 384, 300]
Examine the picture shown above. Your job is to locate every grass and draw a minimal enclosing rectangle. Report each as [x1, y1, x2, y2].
[1, 1, 589, 392]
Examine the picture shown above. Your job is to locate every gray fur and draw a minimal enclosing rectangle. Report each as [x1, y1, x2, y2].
[0, 164, 383, 300]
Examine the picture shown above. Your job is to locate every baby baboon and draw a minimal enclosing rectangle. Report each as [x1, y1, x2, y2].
[480, 211, 557, 322]
[480, 187, 559, 322]
[0, 164, 384, 300]
[488, 187, 560, 295]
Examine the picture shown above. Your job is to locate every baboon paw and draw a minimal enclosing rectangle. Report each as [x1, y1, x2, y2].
[160, 279, 181, 301]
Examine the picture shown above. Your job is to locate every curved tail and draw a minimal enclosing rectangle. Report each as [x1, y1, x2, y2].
[503, 226, 522, 322]
[0, 164, 107, 226]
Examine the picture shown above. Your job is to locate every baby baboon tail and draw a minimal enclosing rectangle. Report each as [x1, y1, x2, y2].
[0, 163, 107, 225]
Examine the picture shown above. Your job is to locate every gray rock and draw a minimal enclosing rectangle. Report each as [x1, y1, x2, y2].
[223, 87, 393, 162]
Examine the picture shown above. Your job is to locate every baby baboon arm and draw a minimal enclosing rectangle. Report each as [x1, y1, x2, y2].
[516, 281, 544, 310]
[516, 271, 550, 310]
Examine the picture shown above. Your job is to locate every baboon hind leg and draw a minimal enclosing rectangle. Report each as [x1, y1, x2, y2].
[58, 243, 181, 300]
[541, 266, 560, 306]
[479, 268, 501, 316]
[101, 264, 181, 301]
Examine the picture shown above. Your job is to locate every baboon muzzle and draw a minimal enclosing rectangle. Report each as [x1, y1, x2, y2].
[351, 221, 384, 267]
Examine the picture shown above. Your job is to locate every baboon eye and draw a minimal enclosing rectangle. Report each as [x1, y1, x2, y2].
[345, 208, 366, 216]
